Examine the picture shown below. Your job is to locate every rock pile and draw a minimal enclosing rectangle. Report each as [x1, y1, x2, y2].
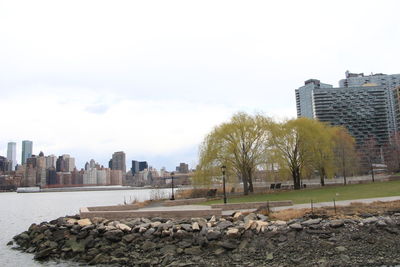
[10, 211, 400, 266]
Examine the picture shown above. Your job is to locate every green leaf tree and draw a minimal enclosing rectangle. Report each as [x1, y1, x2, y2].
[196, 112, 272, 195]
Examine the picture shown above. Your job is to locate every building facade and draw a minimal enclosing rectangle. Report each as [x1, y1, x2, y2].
[295, 71, 400, 145]
[21, 140, 33, 165]
[111, 151, 126, 173]
[7, 142, 16, 171]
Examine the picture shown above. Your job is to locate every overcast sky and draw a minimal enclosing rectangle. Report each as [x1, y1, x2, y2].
[1, 0, 400, 170]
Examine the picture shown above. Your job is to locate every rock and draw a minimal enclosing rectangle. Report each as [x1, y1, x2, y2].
[220, 240, 237, 250]
[180, 224, 192, 232]
[192, 218, 207, 228]
[206, 230, 221, 241]
[233, 212, 243, 219]
[77, 219, 92, 227]
[184, 246, 202, 255]
[330, 220, 344, 228]
[226, 228, 239, 236]
[208, 216, 217, 226]
[257, 214, 268, 221]
[266, 252, 274, 261]
[103, 230, 124, 242]
[34, 247, 53, 260]
[150, 221, 161, 228]
[139, 227, 147, 233]
[289, 223, 303, 230]
[256, 221, 268, 233]
[122, 234, 136, 243]
[362, 217, 378, 224]
[116, 223, 131, 232]
[335, 246, 347, 252]
[91, 217, 105, 224]
[214, 248, 225, 255]
[245, 220, 255, 230]
[65, 239, 85, 253]
[192, 222, 200, 231]
[376, 220, 387, 227]
[142, 240, 156, 251]
[244, 213, 257, 223]
[160, 244, 176, 255]
[143, 228, 156, 237]
[273, 220, 287, 226]
[340, 254, 351, 261]
[278, 235, 287, 242]
[238, 239, 248, 250]
[217, 220, 233, 230]
[66, 218, 78, 225]
[301, 218, 322, 226]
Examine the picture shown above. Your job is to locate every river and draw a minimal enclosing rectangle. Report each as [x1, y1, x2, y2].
[0, 188, 171, 266]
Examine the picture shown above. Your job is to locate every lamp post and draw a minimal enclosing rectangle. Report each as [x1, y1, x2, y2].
[170, 172, 175, 200]
[221, 165, 227, 204]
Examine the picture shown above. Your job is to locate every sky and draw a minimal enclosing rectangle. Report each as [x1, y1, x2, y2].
[1, 0, 400, 171]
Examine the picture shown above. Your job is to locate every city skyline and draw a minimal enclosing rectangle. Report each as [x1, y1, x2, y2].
[2, 1, 400, 170]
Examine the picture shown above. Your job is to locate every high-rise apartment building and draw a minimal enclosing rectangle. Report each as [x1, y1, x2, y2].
[7, 142, 16, 171]
[21, 140, 33, 164]
[111, 151, 126, 173]
[295, 71, 400, 145]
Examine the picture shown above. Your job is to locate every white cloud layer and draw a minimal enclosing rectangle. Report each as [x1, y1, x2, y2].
[1, 0, 400, 169]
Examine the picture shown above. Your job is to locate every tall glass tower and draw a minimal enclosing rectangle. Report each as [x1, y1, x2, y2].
[21, 140, 33, 164]
[7, 142, 16, 170]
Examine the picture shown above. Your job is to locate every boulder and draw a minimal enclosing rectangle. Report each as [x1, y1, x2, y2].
[77, 219, 92, 227]
[103, 230, 124, 242]
[116, 223, 131, 232]
[226, 228, 239, 237]
[206, 230, 221, 241]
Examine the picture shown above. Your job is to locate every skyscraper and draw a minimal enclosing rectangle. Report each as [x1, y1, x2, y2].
[21, 140, 33, 165]
[131, 160, 139, 174]
[295, 71, 400, 145]
[7, 142, 16, 171]
[111, 151, 126, 173]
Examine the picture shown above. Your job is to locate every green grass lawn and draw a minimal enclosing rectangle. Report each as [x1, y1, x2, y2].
[204, 180, 400, 205]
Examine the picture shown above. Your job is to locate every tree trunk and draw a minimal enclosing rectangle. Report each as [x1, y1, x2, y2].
[242, 175, 249, 195]
[248, 175, 254, 193]
[320, 168, 325, 186]
[370, 163, 375, 182]
[292, 167, 301, 190]
[247, 169, 254, 193]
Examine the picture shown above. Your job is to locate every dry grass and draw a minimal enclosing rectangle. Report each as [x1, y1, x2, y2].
[266, 200, 400, 221]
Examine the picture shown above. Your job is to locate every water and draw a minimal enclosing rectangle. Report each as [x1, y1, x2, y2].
[0, 188, 170, 266]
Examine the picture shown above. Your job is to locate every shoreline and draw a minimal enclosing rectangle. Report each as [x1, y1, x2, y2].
[10, 201, 400, 266]
[12, 185, 185, 193]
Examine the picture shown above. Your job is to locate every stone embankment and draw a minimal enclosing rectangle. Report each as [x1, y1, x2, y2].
[10, 211, 400, 266]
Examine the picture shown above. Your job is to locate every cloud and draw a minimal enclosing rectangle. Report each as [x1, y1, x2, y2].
[85, 104, 110, 114]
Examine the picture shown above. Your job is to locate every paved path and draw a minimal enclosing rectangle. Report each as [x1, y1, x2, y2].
[136, 196, 400, 216]
[271, 195, 400, 212]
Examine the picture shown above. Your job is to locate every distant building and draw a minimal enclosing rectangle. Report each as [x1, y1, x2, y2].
[111, 151, 126, 173]
[56, 156, 65, 172]
[110, 170, 123, 185]
[131, 160, 140, 174]
[7, 142, 16, 171]
[176, 163, 189, 173]
[46, 168, 57, 185]
[0, 156, 11, 172]
[139, 161, 148, 172]
[21, 140, 33, 165]
[64, 156, 75, 172]
[45, 155, 57, 169]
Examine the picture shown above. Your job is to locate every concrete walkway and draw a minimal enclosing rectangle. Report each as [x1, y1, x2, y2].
[271, 195, 400, 212]
[135, 195, 400, 216]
